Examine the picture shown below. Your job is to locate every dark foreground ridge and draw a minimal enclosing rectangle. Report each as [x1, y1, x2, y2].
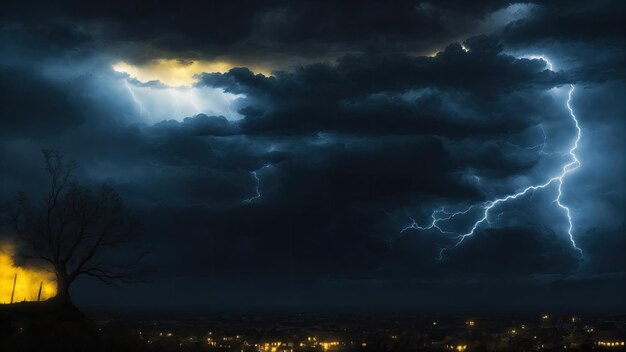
[2, 305, 626, 351]
[0, 301, 142, 352]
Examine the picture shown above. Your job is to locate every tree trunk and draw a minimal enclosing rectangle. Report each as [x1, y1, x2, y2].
[53, 268, 74, 308]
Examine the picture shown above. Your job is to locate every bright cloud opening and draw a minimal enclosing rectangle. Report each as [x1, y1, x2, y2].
[113, 59, 251, 122]
[113, 59, 269, 87]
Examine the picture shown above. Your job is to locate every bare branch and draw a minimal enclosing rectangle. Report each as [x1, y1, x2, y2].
[4, 150, 145, 305]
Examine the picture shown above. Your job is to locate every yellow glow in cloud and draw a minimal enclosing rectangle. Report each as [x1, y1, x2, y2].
[422, 43, 469, 58]
[113, 59, 269, 87]
[0, 243, 57, 304]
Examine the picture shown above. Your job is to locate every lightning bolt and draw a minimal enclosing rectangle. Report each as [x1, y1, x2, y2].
[124, 80, 145, 115]
[400, 206, 476, 235]
[403, 56, 583, 259]
[497, 124, 550, 155]
[243, 165, 271, 203]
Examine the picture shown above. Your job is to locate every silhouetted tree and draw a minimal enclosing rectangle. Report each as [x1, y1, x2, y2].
[7, 150, 143, 307]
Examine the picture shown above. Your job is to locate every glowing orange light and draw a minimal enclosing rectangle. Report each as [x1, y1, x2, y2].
[0, 243, 56, 303]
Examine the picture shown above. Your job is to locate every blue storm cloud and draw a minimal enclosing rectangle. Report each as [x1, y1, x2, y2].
[0, 0, 624, 310]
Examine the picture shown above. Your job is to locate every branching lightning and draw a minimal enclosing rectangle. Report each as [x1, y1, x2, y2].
[243, 165, 271, 203]
[402, 56, 583, 259]
[124, 80, 145, 114]
[497, 124, 551, 155]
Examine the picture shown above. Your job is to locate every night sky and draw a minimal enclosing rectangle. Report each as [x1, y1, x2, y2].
[1, 0, 625, 312]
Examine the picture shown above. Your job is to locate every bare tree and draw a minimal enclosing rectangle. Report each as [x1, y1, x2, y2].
[7, 150, 143, 307]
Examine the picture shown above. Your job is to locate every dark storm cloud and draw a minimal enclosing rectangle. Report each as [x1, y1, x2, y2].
[0, 67, 82, 136]
[502, 0, 626, 44]
[1, 0, 512, 67]
[197, 38, 564, 137]
[1, 0, 625, 310]
[500, 0, 626, 83]
[199, 38, 557, 98]
[127, 78, 169, 89]
[0, 22, 92, 61]
[152, 115, 240, 137]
